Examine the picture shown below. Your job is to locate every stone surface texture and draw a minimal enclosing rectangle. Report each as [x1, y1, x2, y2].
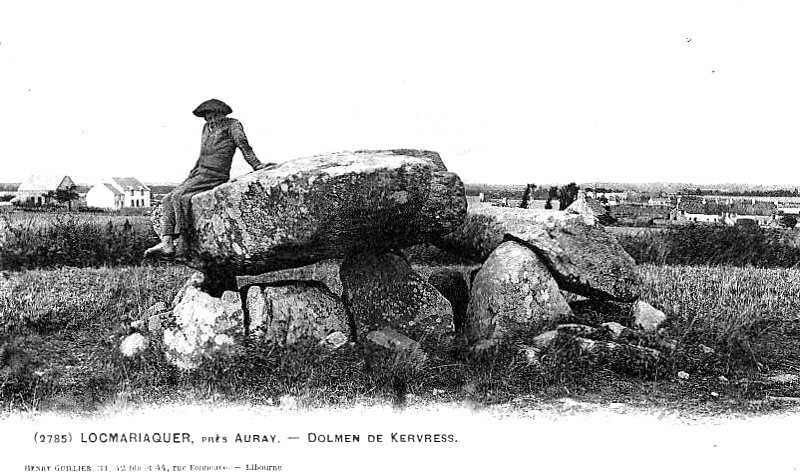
[465, 241, 571, 345]
[163, 285, 243, 370]
[362, 327, 428, 371]
[182, 149, 466, 275]
[245, 281, 348, 347]
[632, 300, 668, 332]
[120, 333, 149, 357]
[340, 251, 453, 344]
[239, 260, 343, 296]
[441, 204, 641, 301]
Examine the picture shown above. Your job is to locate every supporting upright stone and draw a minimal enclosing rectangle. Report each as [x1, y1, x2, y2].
[340, 251, 454, 345]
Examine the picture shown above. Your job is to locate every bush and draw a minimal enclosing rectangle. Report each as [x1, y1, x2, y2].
[0, 213, 158, 271]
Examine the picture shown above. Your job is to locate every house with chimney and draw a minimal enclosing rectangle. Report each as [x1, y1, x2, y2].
[12, 175, 77, 206]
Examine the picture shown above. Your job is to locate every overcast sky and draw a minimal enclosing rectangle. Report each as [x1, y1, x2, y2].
[1, 1, 799, 186]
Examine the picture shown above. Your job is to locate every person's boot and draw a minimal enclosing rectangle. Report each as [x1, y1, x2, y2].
[144, 235, 176, 258]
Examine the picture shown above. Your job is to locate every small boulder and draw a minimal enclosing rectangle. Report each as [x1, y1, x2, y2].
[148, 314, 164, 334]
[120, 333, 149, 357]
[465, 241, 571, 346]
[163, 285, 244, 370]
[340, 251, 454, 344]
[601, 321, 629, 340]
[632, 301, 667, 333]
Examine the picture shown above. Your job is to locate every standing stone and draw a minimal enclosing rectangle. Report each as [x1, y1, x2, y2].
[428, 268, 470, 334]
[632, 301, 667, 333]
[465, 241, 572, 346]
[245, 281, 348, 347]
[439, 205, 641, 301]
[340, 251, 454, 344]
[184, 150, 466, 277]
[163, 285, 244, 370]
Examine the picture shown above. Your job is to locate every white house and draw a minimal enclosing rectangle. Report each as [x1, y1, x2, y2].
[86, 183, 125, 210]
[13, 175, 77, 206]
[86, 177, 151, 210]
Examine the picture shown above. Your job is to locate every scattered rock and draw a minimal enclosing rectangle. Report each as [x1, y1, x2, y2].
[246, 281, 348, 347]
[699, 344, 716, 354]
[439, 206, 641, 301]
[632, 301, 667, 333]
[556, 324, 599, 338]
[427, 268, 470, 334]
[163, 285, 244, 370]
[322, 331, 349, 350]
[148, 314, 163, 334]
[601, 322, 628, 340]
[465, 241, 571, 346]
[340, 251, 453, 344]
[120, 333, 149, 357]
[184, 150, 467, 276]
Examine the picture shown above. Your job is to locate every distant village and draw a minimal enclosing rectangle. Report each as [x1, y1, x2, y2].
[0, 175, 175, 212]
[470, 184, 800, 229]
[3, 176, 800, 228]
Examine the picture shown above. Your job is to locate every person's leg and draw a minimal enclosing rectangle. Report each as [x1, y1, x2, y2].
[144, 190, 182, 257]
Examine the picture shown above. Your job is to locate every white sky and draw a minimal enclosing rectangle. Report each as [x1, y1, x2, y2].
[1, 1, 799, 186]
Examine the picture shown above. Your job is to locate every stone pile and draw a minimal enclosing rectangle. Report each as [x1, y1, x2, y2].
[139, 149, 467, 370]
[133, 149, 670, 379]
[439, 201, 671, 372]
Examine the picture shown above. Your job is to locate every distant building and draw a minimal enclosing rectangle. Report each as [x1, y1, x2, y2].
[13, 175, 77, 206]
[0, 183, 20, 200]
[673, 199, 777, 226]
[86, 177, 151, 210]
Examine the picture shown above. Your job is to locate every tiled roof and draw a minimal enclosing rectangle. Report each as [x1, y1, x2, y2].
[17, 175, 73, 192]
[111, 177, 149, 191]
[679, 200, 777, 216]
[103, 183, 124, 196]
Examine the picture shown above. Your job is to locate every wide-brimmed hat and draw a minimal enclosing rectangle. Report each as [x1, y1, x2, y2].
[193, 99, 233, 117]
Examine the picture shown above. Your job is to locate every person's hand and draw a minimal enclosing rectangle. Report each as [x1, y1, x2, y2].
[255, 162, 278, 171]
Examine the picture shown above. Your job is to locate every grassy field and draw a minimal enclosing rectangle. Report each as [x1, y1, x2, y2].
[2, 262, 799, 416]
[0, 212, 157, 271]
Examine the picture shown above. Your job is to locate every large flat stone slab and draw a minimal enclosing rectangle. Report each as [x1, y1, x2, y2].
[186, 149, 466, 276]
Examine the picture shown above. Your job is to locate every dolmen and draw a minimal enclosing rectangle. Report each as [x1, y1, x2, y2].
[152, 149, 467, 369]
[136, 149, 668, 376]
